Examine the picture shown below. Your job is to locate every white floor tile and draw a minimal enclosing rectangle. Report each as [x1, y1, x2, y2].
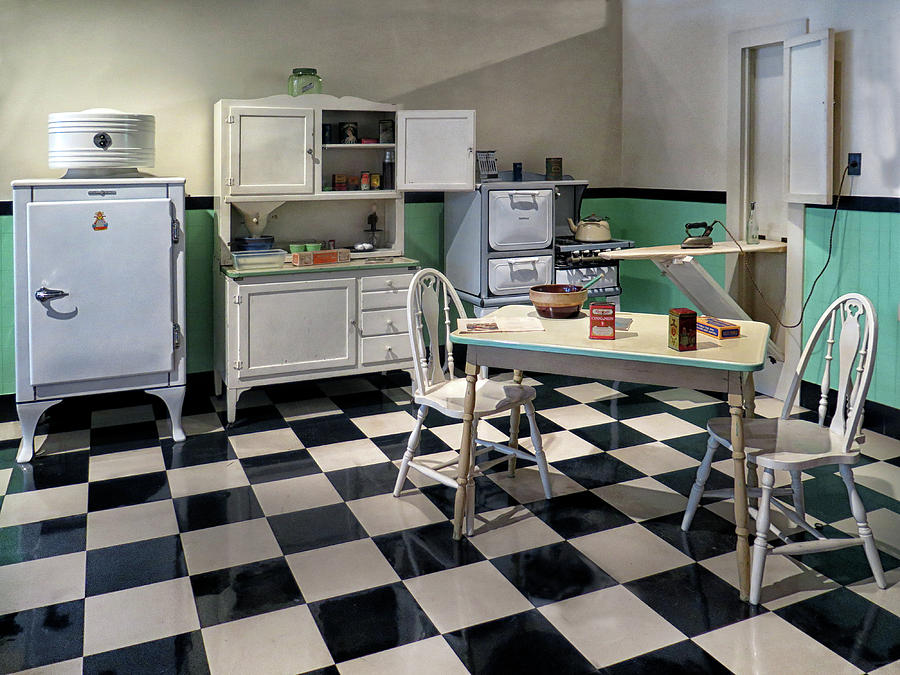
[337, 635, 468, 675]
[593, 476, 687, 522]
[0, 483, 88, 528]
[571, 523, 693, 583]
[165, 459, 249, 499]
[351, 410, 419, 438]
[490, 371, 543, 387]
[832, 507, 900, 559]
[859, 430, 900, 461]
[252, 473, 342, 516]
[556, 382, 626, 403]
[180, 518, 282, 575]
[88, 447, 166, 482]
[286, 538, 399, 602]
[0, 552, 85, 614]
[202, 605, 332, 675]
[275, 397, 342, 422]
[487, 464, 584, 503]
[871, 661, 900, 675]
[86, 500, 179, 550]
[849, 566, 900, 617]
[608, 442, 699, 475]
[227, 427, 304, 459]
[536, 404, 615, 429]
[521, 430, 600, 463]
[0, 468, 11, 496]
[393, 451, 459, 488]
[404, 560, 532, 633]
[429, 422, 509, 450]
[158, 412, 223, 438]
[752, 395, 808, 419]
[710, 459, 804, 488]
[12, 657, 83, 674]
[347, 491, 447, 537]
[0, 421, 22, 441]
[306, 439, 390, 472]
[467, 506, 563, 558]
[539, 585, 684, 668]
[847, 461, 900, 500]
[621, 412, 705, 441]
[83, 577, 199, 657]
[694, 612, 861, 674]
[646, 387, 722, 409]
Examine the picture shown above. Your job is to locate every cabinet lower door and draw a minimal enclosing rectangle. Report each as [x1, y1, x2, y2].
[237, 278, 357, 379]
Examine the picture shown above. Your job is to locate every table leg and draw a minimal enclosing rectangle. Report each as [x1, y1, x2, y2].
[730, 372, 751, 601]
[506, 369, 525, 477]
[744, 373, 759, 509]
[453, 360, 479, 540]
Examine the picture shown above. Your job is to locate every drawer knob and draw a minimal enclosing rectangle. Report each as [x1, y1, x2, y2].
[385, 345, 393, 352]
[386, 319, 394, 326]
[386, 279, 394, 287]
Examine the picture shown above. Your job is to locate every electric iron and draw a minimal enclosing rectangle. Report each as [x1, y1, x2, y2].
[681, 222, 714, 249]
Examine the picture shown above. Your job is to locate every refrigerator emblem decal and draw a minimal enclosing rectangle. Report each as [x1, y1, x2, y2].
[92, 211, 108, 231]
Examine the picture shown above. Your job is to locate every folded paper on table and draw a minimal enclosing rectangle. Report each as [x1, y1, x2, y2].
[457, 316, 545, 334]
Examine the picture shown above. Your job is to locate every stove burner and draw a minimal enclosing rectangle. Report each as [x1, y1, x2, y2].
[554, 237, 633, 252]
[555, 237, 634, 268]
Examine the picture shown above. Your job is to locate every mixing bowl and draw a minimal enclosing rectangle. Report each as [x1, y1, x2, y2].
[529, 284, 588, 319]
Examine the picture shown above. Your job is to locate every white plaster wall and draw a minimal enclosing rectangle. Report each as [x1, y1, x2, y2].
[0, 0, 619, 199]
[622, 0, 900, 196]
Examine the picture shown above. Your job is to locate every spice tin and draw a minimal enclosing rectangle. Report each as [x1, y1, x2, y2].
[546, 157, 563, 180]
[333, 173, 347, 191]
[668, 308, 697, 351]
[360, 171, 370, 191]
[589, 303, 616, 340]
[370, 173, 381, 190]
[347, 175, 360, 190]
[379, 119, 394, 143]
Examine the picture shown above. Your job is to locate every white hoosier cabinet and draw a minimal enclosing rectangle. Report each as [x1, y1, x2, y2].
[213, 95, 475, 422]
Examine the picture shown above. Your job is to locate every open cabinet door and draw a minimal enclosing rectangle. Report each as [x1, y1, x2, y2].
[783, 29, 834, 204]
[396, 110, 475, 191]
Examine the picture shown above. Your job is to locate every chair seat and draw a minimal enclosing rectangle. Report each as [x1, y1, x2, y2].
[707, 417, 861, 471]
[415, 378, 537, 419]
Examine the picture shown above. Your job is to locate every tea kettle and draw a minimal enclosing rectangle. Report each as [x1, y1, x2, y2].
[567, 214, 611, 243]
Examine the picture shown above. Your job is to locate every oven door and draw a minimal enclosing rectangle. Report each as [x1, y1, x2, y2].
[488, 255, 553, 295]
[487, 189, 553, 251]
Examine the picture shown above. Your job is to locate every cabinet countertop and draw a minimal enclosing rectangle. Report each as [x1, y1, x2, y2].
[222, 256, 420, 278]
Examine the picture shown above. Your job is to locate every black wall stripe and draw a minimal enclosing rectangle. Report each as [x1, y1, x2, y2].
[0, 201, 10, 216]
[185, 196, 213, 210]
[583, 187, 727, 203]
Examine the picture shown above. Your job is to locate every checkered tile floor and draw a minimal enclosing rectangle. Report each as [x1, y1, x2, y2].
[1, 371, 900, 674]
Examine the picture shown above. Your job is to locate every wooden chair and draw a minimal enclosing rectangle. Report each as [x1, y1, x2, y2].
[680, 293, 887, 604]
[393, 268, 551, 535]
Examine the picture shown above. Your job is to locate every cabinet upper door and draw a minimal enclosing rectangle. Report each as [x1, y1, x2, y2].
[228, 106, 315, 196]
[397, 110, 475, 191]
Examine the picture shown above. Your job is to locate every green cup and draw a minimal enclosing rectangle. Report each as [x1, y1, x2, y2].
[306, 242, 323, 251]
[289, 244, 305, 253]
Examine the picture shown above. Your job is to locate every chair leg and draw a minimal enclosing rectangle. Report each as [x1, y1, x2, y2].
[524, 402, 551, 500]
[747, 463, 759, 509]
[506, 369, 525, 477]
[839, 464, 887, 589]
[682, 435, 718, 531]
[750, 468, 775, 605]
[790, 471, 806, 522]
[393, 405, 428, 497]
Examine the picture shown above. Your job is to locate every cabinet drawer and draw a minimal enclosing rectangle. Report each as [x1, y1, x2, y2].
[360, 288, 408, 310]
[361, 333, 413, 365]
[32, 186, 169, 201]
[360, 273, 415, 292]
[360, 308, 408, 336]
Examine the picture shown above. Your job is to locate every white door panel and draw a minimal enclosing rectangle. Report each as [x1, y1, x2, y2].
[397, 110, 475, 191]
[26, 198, 174, 385]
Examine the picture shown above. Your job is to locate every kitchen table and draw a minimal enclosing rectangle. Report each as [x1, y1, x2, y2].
[450, 304, 770, 602]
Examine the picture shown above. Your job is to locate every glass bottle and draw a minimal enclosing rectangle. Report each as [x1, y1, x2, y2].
[746, 201, 759, 244]
[288, 68, 323, 96]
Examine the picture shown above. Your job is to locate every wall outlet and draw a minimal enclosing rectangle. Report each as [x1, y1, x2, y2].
[848, 153, 862, 176]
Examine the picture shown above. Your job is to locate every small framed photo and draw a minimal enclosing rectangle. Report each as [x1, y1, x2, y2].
[339, 122, 359, 144]
[379, 119, 394, 144]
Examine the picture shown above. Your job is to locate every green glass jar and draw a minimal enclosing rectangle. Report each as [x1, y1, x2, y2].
[288, 68, 323, 96]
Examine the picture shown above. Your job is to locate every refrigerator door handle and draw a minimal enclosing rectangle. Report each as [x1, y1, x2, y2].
[34, 287, 69, 303]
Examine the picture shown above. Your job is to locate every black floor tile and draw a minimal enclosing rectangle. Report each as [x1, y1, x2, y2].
[640, 509, 738, 562]
[800, 473, 900, 522]
[532, 373, 595, 389]
[443, 609, 595, 674]
[492, 541, 616, 606]
[289, 415, 366, 447]
[87, 471, 171, 511]
[421, 476, 518, 518]
[83, 630, 209, 675]
[421, 408, 462, 428]
[330, 391, 401, 417]
[530, 386, 589, 410]
[786, 524, 900, 586]
[326, 462, 412, 501]
[775, 587, 900, 672]
[240, 449, 321, 484]
[551, 453, 644, 489]
[653, 465, 733, 499]
[0, 600, 84, 672]
[488, 411, 563, 438]
[161, 432, 234, 469]
[372, 428, 449, 461]
[664, 432, 723, 461]
[363, 370, 412, 389]
[172, 486, 264, 532]
[590, 393, 672, 420]
[669, 402, 731, 428]
[4, 450, 89, 493]
[598, 638, 731, 674]
[90, 420, 161, 455]
[86, 534, 187, 596]
[573, 422, 656, 451]
[190, 557, 303, 627]
[625, 563, 763, 637]
[0, 514, 87, 566]
[373, 521, 485, 579]
[222, 405, 289, 435]
[263, 380, 325, 404]
[268, 503, 367, 555]
[33, 398, 94, 434]
[309, 582, 438, 663]
[526, 490, 632, 539]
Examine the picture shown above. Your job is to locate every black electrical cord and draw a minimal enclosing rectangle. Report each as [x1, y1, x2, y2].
[711, 164, 850, 330]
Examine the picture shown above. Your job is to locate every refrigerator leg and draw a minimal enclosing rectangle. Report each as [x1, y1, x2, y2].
[147, 386, 187, 443]
[15, 399, 62, 463]
[226, 387, 250, 425]
[213, 372, 223, 397]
